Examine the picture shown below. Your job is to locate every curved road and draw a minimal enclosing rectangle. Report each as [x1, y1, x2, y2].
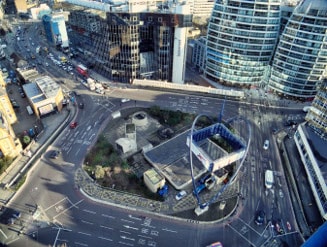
[3, 21, 305, 247]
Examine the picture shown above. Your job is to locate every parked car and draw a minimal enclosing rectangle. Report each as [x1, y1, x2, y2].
[12, 211, 21, 219]
[50, 150, 61, 159]
[254, 210, 265, 225]
[78, 102, 84, 109]
[175, 190, 187, 201]
[284, 120, 297, 127]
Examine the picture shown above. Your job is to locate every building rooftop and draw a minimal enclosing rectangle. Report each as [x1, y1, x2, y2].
[303, 124, 327, 181]
[23, 76, 60, 103]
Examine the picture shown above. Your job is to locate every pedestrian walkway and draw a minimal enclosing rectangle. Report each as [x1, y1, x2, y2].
[0, 107, 74, 207]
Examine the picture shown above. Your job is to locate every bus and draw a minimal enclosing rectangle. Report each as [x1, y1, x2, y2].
[76, 64, 88, 77]
[265, 170, 274, 189]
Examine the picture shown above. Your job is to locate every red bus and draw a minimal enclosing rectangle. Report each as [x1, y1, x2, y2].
[76, 64, 88, 77]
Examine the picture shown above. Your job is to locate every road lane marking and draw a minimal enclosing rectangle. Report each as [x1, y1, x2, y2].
[78, 232, 91, 236]
[137, 235, 152, 239]
[162, 228, 177, 233]
[100, 225, 113, 230]
[124, 225, 139, 230]
[98, 236, 113, 241]
[82, 209, 96, 214]
[74, 242, 88, 246]
[120, 230, 131, 235]
[101, 213, 115, 219]
[121, 219, 134, 224]
[81, 220, 94, 225]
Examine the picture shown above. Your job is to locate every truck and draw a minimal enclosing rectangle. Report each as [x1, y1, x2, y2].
[87, 77, 95, 91]
[76, 64, 88, 77]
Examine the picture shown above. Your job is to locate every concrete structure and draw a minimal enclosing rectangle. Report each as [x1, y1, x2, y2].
[190, 36, 206, 72]
[189, 0, 214, 23]
[305, 79, 327, 139]
[0, 72, 22, 158]
[30, 3, 51, 20]
[67, 2, 192, 84]
[294, 124, 327, 220]
[269, 0, 327, 99]
[22, 76, 64, 118]
[16, 68, 39, 83]
[115, 137, 137, 154]
[205, 0, 280, 87]
[143, 168, 165, 193]
[14, 0, 28, 13]
[294, 80, 327, 220]
[43, 14, 69, 49]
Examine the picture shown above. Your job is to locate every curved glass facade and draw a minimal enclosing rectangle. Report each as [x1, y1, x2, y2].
[269, 0, 327, 98]
[205, 0, 280, 86]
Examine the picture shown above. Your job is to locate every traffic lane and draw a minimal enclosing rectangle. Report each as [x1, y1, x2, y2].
[50, 201, 203, 247]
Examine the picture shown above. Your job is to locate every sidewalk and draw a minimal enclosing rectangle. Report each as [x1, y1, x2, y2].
[0, 107, 74, 206]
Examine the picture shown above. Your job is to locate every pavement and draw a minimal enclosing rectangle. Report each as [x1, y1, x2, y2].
[0, 68, 318, 245]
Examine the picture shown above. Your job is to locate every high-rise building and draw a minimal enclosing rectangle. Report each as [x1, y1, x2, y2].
[268, 0, 327, 99]
[0, 72, 22, 158]
[205, 0, 281, 87]
[42, 14, 69, 49]
[294, 80, 327, 220]
[305, 79, 327, 139]
[68, 2, 192, 84]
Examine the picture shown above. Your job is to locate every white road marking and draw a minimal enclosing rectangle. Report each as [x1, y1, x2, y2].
[137, 234, 152, 239]
[82, 209, 96, 214]
[74, 242, 88, 246]
[78, 232, 91, 236]
[100, 225, 113, 230]
[121, 219, 134, 224]
[81, 220, 94, 225]
[120, 230, 131, 235]
[162, 228, 177, 233]
[98, 236, 113, 241]
[101, 213, 115, 219]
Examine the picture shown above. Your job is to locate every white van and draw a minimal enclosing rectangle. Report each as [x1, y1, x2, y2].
[265, 170, 274, 189]
[26, 106, 34, 115]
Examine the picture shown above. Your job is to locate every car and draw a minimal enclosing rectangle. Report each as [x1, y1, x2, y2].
[50, 150, 60, 159]
[263, 140, 269, 150]
[62, 99, 69, 106]
[121, 98, 130, 103]
[12, 102, 20, 108]
[284, 120, 297, 127]
[254, 210, 265, 225]
[78, 102, 84, 109]
[7, 217, 16, 225]
[286, 221, 291, 231]
[70, 121, 78, 129]
[206, 242, 223, 247]
[175, 190, 187, 201]
[279, 189, 284, 198]
[12, 211, 21, 219]
[45, 62, 49, 66]
[219, 200, 226, 210]
[20, 92, 26, 98]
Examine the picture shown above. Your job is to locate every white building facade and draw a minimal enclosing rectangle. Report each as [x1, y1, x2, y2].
[205, 0, 281, 86]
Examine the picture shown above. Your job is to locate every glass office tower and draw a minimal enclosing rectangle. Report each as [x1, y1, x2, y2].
[205, 0, 280, 87]
[269, 0, 327, 99]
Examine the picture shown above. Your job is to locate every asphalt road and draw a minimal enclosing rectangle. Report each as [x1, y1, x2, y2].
[1, 20, 306, 247]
